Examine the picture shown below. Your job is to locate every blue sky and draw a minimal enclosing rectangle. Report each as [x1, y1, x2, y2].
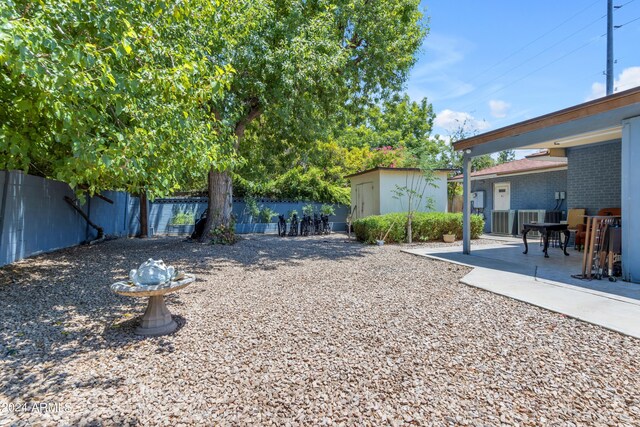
[407, 1, 640, 140]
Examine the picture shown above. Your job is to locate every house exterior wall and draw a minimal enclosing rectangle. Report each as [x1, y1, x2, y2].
[470, 169, 567, 233]
[378, 170, 448, 214]
[566, 140, 621, 215]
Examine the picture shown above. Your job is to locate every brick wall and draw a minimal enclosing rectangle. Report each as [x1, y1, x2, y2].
[566, 140, 621, 215]
[470, 169, 568, 233]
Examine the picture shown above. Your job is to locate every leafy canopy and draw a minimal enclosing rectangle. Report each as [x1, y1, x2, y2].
[0, 0, 233, 197]
[235, 93, 441, 204]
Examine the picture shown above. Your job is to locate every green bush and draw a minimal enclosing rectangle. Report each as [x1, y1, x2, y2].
[258, 206, 277, 223]
[244, 196, 260, 221]
[353, 212, 484, 244]
[302, 203, 315, 216]
[169, 212, 195, 225]
[352, 212, 406, 244]
[320, 203, 335, 216]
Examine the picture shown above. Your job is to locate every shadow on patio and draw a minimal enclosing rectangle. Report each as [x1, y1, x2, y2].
[405, 237, 640, 301]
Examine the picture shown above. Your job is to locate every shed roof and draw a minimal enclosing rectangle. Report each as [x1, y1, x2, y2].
[449, 158, 567, 182]
[344, 166, 454, 179]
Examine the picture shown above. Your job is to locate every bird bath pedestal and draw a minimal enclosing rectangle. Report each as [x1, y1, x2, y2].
[111, 274, 195, 336]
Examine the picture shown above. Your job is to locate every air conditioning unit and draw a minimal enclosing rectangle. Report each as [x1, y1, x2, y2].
[491, 210, 515, 235]
[517, 209, 546, 237]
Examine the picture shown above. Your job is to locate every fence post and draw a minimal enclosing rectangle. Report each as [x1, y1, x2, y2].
[0, 171, 10, 265]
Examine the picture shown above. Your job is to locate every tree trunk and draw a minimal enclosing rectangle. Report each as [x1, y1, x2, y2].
[199, 103, 262, 242]
[139, 190, 149, 238]
[407, 214, 413, 244]
[199, 168, 233, 242]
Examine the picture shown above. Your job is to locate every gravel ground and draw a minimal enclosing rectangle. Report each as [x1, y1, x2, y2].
[1, 234, 639, 426]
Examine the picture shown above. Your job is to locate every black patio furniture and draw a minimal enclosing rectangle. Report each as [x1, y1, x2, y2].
[288, 214, 299, 236]
[522, 223, 570, 258]
[277, 215, 287, 237]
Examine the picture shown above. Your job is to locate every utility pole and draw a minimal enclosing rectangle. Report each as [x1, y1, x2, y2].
[606, 0, 614, 95]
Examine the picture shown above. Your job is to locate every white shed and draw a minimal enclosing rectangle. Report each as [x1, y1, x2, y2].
[345, 167, 450, 220]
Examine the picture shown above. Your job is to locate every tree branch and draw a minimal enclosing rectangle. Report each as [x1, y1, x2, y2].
[234, 98, 262, 144]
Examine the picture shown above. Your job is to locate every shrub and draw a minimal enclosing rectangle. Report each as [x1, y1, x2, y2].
[302, 204, 315, 216]
[244, 196, 260, 222]
[169, 212, 195, 225]
[258, 206, 277, 223]
[209, 223, 238, 245]
[320, 204, 335, 216]
[352, 213, 406, 244]
[353, 212, 484, 244]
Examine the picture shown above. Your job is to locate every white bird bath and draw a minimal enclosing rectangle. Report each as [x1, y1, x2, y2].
[111, 274, 195, 336]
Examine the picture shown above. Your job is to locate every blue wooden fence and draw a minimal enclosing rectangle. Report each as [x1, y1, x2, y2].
[0, 171, 348, 266]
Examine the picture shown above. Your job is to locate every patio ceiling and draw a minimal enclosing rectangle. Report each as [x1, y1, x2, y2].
[453, 86, 640, 157]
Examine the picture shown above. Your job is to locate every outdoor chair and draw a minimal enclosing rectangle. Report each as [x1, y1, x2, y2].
[541, 211, 563, 247]
[575, 207, 621, 251]
[566, 208, 586, 249]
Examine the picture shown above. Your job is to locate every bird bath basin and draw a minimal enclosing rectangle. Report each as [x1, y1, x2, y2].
[111, 260, 194, 336]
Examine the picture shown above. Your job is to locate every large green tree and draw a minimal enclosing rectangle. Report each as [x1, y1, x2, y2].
[438, 121, 496, 209]
[234, 93, 442, 204]
[0, 0, 232, 205]
[197, 0, 427, 240]
[497, 149, 516, 164]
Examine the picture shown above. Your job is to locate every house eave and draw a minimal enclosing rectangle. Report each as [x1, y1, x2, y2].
[448, 165, 568, 183]
[452, 86, 640, 156]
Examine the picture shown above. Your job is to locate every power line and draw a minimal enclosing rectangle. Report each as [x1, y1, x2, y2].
[434, 1, 638, 120]
[615, 15, 640, 27]
[457, 36, 604, 113]
[614, 0, 636, 9]
[470, 13, 606, 91]
[449, 3, 638, 115]
[464, 0, 601, 84]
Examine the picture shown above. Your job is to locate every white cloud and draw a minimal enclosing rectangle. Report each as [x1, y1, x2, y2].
[411, 34, 470, 79]
[488, 99, 510, 118]
[406, 34, 475, 103]
[587, 66, 640, 100]
[434, 109, 490, 133]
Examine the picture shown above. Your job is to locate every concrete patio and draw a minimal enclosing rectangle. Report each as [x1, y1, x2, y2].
[404, 235, 640, 339]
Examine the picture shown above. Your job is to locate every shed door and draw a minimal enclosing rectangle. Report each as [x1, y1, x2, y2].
[356, 182, 374, 219]
[493, 182, 511, 211]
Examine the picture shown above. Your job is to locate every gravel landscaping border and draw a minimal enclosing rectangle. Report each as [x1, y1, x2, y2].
[1, 234, 639, 426]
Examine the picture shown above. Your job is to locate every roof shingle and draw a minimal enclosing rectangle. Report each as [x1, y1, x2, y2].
[450, 157, 567, 181]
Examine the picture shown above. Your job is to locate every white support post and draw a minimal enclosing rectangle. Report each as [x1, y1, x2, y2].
[462, 153, 472, 255]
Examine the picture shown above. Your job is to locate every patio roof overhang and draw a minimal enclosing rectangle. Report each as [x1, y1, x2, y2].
[453, 86, 640, 156]
[455, 87, 640, 284]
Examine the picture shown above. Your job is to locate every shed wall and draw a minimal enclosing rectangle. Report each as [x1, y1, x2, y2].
[349, 171, 380, 219]
[378, 170, 448, 214]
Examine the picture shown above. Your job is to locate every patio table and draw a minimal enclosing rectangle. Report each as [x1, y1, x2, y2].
[522, 223, 570, 258]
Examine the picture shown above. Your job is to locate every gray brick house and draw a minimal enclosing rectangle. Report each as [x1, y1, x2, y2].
[450, 157, 568, 234]
[454, 87, 640, 283]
